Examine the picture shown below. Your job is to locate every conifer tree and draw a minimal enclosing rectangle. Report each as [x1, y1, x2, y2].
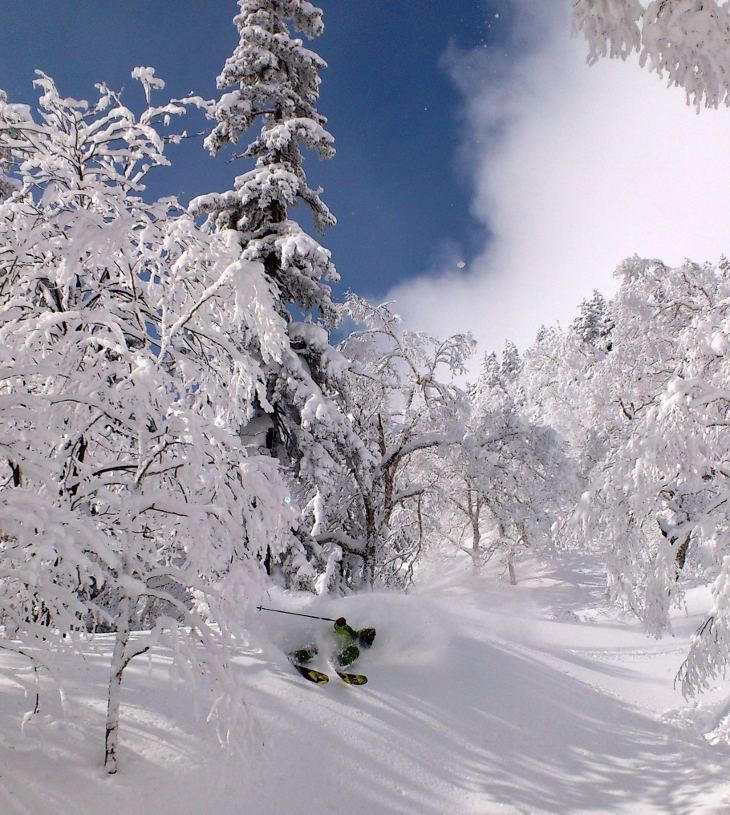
[191, 2, 352, 581]
[572, 290, 614, 351]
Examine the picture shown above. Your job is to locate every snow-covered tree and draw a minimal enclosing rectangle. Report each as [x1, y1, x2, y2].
[521, 288, 619, 484]
[584, 259, 730, 689]
[573, 0, 730, 110]
[521, 254, 730, 703]
[444, 346, 577, 580]
[521, 264, 696, 496]
[0, 71, 299, 772]
[190, 1, 349, 551]
[306, 295, 474, 590]
[0, 95, 17, 200]
[673, 333, 730, 696]
[571, 258, 724, 625]
[572, 290, 614, 350]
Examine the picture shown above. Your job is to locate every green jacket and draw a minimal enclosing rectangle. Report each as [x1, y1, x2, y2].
[333, 619, 359, 639]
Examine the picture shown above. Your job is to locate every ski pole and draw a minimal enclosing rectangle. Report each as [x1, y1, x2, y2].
[256, 606, 338, 622]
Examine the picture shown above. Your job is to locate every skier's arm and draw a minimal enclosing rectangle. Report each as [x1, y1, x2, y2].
[334, 618, 358, 638]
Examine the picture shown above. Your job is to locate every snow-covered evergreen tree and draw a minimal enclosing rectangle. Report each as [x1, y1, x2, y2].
[197, 0, 336, 314]
[0, 95, 16, 200]
[572, 290, 614, 351]
[190, 3, 348, 554]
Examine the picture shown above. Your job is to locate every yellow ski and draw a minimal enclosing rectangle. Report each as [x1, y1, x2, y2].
[293, 664, 329, 684]
[335, 670, 368, 686]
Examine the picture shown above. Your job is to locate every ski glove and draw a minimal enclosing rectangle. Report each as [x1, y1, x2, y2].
[357, 628, 376, 648]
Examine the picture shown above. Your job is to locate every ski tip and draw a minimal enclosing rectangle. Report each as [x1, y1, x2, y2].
[336, 671, 368, 686]
[293, 664, 329, 685]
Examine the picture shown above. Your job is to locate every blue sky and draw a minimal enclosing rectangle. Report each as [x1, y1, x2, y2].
[0, 0, 508, 299]
[4, 2, 730, 360]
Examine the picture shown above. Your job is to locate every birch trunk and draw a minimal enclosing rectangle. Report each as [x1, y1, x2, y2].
[104, 594, 131, 774]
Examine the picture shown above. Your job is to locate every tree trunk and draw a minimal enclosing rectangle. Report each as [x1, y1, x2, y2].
[471, 517, 481, 572]
[104, 595, 131, 774]
[366, 540, 377, 588]
[364, 496, 377, 588]
[675, 533, 690, 572]
[507, 552, 516, 586]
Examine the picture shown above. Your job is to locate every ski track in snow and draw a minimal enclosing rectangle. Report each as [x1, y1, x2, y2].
[1, 562, 730, 815]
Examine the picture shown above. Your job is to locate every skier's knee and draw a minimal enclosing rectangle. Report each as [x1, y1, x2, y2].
[337, 644, 360, 667]
[291, 645, 317, 664]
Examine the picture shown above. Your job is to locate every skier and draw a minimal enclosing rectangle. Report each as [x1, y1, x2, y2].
[334, 616, 376, 664]
[290, 617, 376, 684]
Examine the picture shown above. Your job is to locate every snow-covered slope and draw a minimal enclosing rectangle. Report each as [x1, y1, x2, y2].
[2, 561, 729, 815]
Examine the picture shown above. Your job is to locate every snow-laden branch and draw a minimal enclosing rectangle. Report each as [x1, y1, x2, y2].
[574, 0, 730, 110]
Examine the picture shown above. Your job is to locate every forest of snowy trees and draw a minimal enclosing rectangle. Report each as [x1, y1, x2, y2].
[3, 0, 730, 774]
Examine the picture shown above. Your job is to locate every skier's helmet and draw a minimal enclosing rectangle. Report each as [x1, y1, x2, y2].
[336, 617, 347, 627]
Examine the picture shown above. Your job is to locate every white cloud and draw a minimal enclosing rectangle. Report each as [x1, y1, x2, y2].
[388, 4, 730, 365]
